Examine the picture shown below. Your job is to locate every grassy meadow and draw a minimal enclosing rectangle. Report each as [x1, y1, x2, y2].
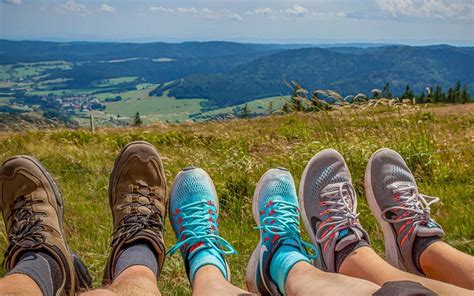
[0, 103, 473, 295]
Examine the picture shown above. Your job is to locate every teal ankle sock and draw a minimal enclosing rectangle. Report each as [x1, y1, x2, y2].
[269, 240, 310, 295]
[188, 246, 228, 284]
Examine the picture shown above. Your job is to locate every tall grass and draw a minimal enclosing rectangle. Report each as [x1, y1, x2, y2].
[0, 103, 472, 295]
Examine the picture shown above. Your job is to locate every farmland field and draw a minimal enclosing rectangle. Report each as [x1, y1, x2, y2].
[0, 57, 289, 124]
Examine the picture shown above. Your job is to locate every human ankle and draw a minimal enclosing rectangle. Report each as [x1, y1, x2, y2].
[114, 265, 157, 283]
[8, 251, 63, 296]
[187, 247, 228, 284]
[269, 240, 310, 295]
[285, 261, 315, 295]
[413, 236, 441, 274]
[194, 265, 226, 284]
[335, 238, 370, 272]
[113, 242, 159, 280]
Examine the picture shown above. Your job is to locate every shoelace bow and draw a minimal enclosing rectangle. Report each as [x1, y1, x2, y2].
[382, 185, 439, 225]
[257, 200, 318, 259]
[167, 200, 236, 256]
[4, 195, 45, 266]
[111, 183, 164, 247]
[315, 183, 362, 244]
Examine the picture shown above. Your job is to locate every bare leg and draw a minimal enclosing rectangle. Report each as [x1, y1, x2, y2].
[286, 261, 379, 296]
[80, 266, 160, 296]
[420, 241, 474, 289]
[340, 246, 473, 295]
[0, 273, 43, 295]
[192, 265, 252, 296]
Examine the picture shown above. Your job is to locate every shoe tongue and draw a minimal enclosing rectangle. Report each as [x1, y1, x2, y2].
[416, 222, 445, 238]
[335, 228, 363, 252]
[187, 242, 208, 259]
[388, 182, 416, 193]
[279, 237, 298, 248]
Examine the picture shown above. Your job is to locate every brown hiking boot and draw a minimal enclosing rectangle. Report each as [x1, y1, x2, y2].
[103, 141, 167, 284]
[0, 156, 78, 295]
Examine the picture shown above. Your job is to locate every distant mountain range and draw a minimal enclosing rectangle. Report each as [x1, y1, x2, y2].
[156, 45, 474, 107]
[1, 40, 473, 108]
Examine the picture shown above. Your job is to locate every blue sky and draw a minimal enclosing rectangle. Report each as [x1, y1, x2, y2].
[0, 0, 473, 45]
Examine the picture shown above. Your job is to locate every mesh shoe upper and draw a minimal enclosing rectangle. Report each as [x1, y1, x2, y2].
[366, 148, 444, 275]
[248, 168, 317, 295]
[0, 156, 76, 295]
[168, 168, 235, 283]
[299, 149, 369, 272]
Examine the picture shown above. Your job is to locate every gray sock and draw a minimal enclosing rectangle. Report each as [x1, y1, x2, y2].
[335, 239, 370, 272]
[113, 243, 158, 279]
[8, 251, 62, 296]
[413, 236, 440, 274]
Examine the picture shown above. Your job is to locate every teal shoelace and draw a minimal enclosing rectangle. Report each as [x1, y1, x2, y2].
[257, 200, 318, 259]
[167, 200, 236, 256]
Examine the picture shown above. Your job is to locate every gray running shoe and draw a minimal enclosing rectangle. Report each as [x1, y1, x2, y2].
[299, 149, 369, 272]
[364, 148, 444, 275]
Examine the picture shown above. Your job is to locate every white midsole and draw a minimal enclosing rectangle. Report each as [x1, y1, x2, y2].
[298, 153, 322, 254]
[364, 148, 403, 270]
[245, 169, 276, 294]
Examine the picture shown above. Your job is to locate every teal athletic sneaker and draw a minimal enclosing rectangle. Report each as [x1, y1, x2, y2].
[246, 168, 317, 296]
[168, 167, 236, 284]
[365, 148, 444, 275]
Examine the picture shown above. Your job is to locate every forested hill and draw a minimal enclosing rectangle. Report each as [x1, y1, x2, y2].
[1, 40, 472, 109]
[0, 40, 311, 63]
[156, 45, 474, 107]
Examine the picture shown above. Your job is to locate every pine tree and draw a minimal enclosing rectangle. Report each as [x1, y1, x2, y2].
[433, 86, 443, 103]
[461, 84, 470, 103]
[447, 88, 454, 103]
[267, 101, 274, 114]
[401, 85, 414, 100]
[454, 80, 462, 103]
[241, 103, 251, 118]
[418, 92, 426, 104]
[382, 83, 392, 99]
[133, 112, 142, 126]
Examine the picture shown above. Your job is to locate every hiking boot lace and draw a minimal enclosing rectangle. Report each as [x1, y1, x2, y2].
[257, 200, 318, 259]
[315, 183, 361, 244]
[382, 185, 439, 225]
[111, 181, 164, 247]
[167, 200, 236, 256]
[4, 195, 45, 266]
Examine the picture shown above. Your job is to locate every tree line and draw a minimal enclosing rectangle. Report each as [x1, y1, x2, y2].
[283, 81, 472, 113]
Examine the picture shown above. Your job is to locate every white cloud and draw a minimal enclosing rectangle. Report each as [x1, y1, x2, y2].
[248, 5, 309, 18]
[3, 0, 21, 4]
[150, 5, 174, 13]
[229, 12, 243, 21]
[62, 0, 88, 15]
[311, 11, 347, 18]
[152, 5, 242, 21]
[176, 7, 197, 14]
[99, 4, 115, 14]
[375, 0, 474, 21]
[248, 4, 346, 19]
[202, 8, 216, 18]
[251, 8, 273, 16]
[283, 4, 308, 16]
[198, 8, 243, 21]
